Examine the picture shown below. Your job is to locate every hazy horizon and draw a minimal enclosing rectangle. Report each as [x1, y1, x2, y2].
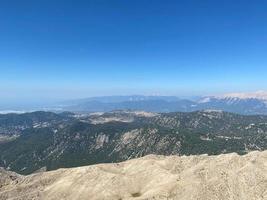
[1, 90, 267, 111]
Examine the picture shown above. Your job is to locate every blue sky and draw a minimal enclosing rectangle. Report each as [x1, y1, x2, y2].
[0, 0, 267, 104]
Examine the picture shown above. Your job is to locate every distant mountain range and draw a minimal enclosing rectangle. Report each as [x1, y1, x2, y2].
[51, 91, 267, 115]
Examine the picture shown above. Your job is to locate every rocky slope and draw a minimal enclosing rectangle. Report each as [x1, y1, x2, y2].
[0, 151, 267, 200]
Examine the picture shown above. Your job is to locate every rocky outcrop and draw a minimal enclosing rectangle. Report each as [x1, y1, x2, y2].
[0, 151, 266, 200]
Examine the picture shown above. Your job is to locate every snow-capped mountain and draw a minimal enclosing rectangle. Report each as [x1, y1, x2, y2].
[197, 91, 267, 115]
[199, 91, 267, 103]
[221, 91, 267, 101]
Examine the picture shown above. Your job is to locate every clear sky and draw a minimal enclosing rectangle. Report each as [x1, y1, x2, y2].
[0, 0, 267, 104]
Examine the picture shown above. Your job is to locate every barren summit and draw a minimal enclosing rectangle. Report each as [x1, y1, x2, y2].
[1, 151, 267, 200]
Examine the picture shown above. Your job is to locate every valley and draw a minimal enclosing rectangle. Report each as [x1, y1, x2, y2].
[0, 110, 267, 174]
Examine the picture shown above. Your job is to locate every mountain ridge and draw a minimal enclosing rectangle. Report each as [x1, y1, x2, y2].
[49, 93, 267, 115]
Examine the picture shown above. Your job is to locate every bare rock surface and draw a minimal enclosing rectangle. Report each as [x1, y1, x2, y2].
[0, 151, 267, 200]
